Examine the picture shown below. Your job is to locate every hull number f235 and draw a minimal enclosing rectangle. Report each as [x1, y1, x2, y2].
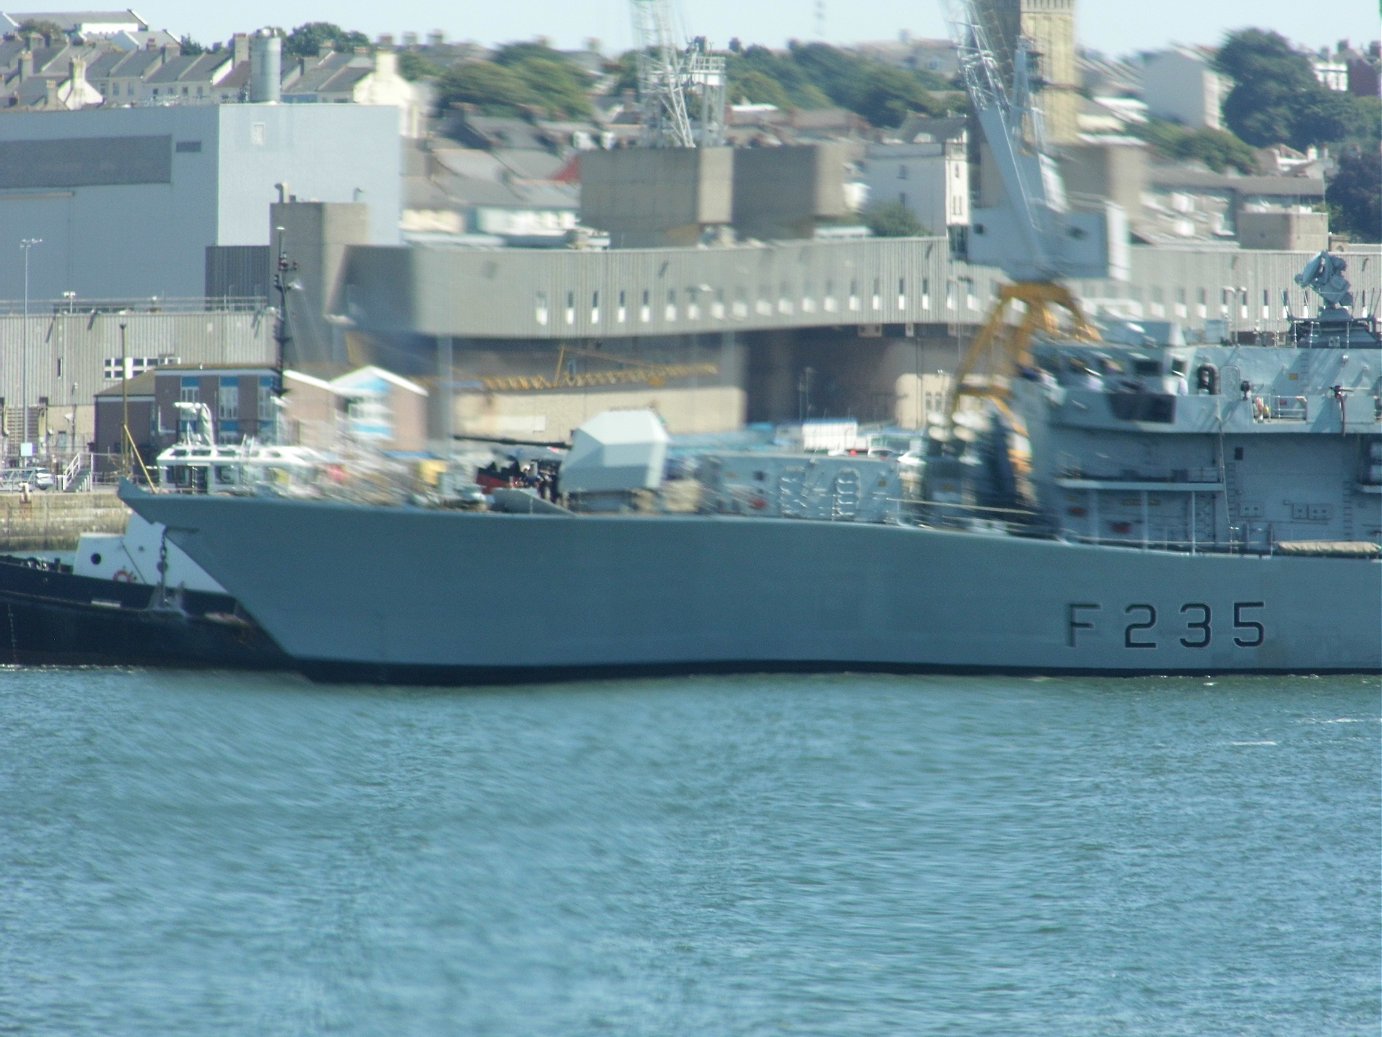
[1067, 602, 1265, 649]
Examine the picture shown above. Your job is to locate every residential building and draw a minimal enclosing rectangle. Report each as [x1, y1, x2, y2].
[1141, 46, 1226, 130]
[861, 118, 969, 234]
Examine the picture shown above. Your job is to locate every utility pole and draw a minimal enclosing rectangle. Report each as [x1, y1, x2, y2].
[20, 238, 41, 460]
[119, 321, 129, 475]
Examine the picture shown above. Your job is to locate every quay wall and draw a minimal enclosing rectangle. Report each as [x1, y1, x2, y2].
[0, 491, 128, 552]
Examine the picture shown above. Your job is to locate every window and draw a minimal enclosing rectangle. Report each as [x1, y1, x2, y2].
[217, 378, 239, 421]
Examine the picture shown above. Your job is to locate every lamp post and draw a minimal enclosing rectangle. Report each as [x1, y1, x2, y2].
[20, 238, 41, 459]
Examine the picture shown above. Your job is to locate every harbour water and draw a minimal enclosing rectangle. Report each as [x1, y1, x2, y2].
[2, 668, 1377, 1035]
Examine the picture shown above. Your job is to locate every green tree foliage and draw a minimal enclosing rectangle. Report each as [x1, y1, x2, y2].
[720, 41, 954, 126]
[177, 35, 205, 56]
[863, 199, 926, 237]
[727, 45, 830, 108]
[727, 69, 796, 110]
[397, 52, 442, 82]
[434, 48, 593, 118]
[16, 19, 65, 41]
[1134, 119, 1258, 173]
[1214, 29, 1375, 151]
[850, 64, 946, 128]
[283, 22, 371, 58]
[1326, 149, 1381, 243]
[436, 60, 531, 115]
[506, 56, 594, 118]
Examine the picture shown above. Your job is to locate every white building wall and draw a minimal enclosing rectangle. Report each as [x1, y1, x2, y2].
[862, 143, 968, 234]
[0, 104, 401, 301]
[1141, 48, 1225, 130]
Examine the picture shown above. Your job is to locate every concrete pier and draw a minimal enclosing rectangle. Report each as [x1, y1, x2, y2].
[0, 491, 129, 553]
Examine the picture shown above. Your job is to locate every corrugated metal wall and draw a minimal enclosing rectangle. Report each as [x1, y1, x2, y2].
[335, 237, 1381, 343]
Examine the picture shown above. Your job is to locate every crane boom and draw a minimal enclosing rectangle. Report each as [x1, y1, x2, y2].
[944, 0, 1126, 283]
[630, 0, 726, 148]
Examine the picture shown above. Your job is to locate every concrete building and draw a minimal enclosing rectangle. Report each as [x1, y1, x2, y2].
[580, 147, 733, 249]
[1141, 46, 1226, 130]
[1141, 167, 1325, 243]
[0, 103, 402, 304]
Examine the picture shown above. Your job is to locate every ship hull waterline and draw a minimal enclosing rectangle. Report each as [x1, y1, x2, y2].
[120, 486, 1382, 683]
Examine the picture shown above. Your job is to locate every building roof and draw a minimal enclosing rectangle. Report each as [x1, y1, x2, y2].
[142, 51, 231, 86]
[1147, 165, 1325, 198]
[3, 10, 147, 34]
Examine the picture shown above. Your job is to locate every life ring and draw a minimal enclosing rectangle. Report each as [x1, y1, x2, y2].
[750, 496, 767, 510]
[112, 569, 135, 583]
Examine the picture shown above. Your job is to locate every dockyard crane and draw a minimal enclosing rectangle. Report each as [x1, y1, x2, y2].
[942, 0, 1127, 421]
[630, 0, 726, 147]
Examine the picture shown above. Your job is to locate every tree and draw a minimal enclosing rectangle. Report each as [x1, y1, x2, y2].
[1134, 119, 1258, 174]
[1215, 28, 1375, 151]
[283, 21, 370, 58]
[435, 61, 532, 115]
[850, 64, 944, 128]
[1326, 148, 1381, 243]
[397, 52, 442, 82]
[506, 56, 593, 118]
[863, 200, 926, 237]
[178, 35, 205, 56]
[16, 19, 65, 41]
[726, 69, 794, 110]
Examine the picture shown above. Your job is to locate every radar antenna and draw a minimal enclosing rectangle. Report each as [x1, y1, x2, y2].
[1294, 251, 1355, 314]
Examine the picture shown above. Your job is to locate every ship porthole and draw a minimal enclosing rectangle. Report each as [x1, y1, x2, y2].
[90, 553, 101, 565]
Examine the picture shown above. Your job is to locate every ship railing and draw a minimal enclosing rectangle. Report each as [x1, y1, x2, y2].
[902, 497, 1044, 535]
[1055, 530, 1268, 555]
[1267, 396, 1309, 421]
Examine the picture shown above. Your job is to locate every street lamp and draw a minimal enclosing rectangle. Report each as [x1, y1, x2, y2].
[20, 238, 41, 460]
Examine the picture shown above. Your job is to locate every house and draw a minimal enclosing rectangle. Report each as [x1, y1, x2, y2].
[860, 117, 969, 234]
[1140, 45, 1227, 130]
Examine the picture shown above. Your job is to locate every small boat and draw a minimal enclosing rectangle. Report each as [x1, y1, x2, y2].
[0, 403, 303, 670]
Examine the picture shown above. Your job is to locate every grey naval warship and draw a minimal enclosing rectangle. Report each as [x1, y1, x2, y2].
[119, 3, 1381, 683]
[120, 268, 1382, 683]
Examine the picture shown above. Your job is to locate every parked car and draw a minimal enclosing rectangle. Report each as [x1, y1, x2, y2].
[0, 468, 53, 492]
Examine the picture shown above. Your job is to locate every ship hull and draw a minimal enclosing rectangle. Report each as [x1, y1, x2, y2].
[120, 488, 1382, 682]
[0, 555, 288, 670]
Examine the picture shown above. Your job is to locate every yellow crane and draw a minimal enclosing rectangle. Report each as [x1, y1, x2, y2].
[480, 346, 718, 392]
[942, 0, 1122, 424]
